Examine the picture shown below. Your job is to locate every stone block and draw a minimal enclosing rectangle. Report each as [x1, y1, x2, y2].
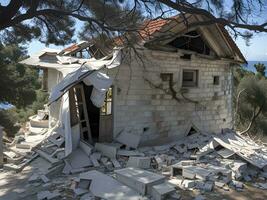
[95, 143, 117, 159]
[115, 167, 165, 195]
[151, 183, 175, 200]
[79, 141, 93, 156]
[168, 176, 183, 187]
[127, 157, 151, 169]
[111, 158, 121, 168]
[182, 167, 196, 179]
[182, 179, 195, 189]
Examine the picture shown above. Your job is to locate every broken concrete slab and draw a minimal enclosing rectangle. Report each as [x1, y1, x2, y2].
[72, 178, 91, 196]
[168, 177, 183, 187]
[216, 148, 235, 158]
[40, 174, 50, 183]
[90, 154, 100, 167]
[195, 181, 214, 191]
[182, 167, 196, 179]
[100, 158, 113, 170]
[3, 151, 19, 159]
[115, 131, 141, 149]
[67, 148, 93, 169]
[232, 180, 243, 189]
[74, 188, 89, 196]
[168, 191, 181, 200]
[117, 150, 145, 157]
[48, 133, 64, 147]
[170, 161, 197, 177]
[62, 160, 72, 175]
[36, 149, 60, 164]
[215, 181, 225, 188]
[182, 179, 195, 189]
[79, 170, 143, 200]
[230, 160, 247, 180]
[154, 155, 165, 169]
[79, 141, 93, 156]
[115, 167, 165, 195]
[95, 143, 117, 159]
[229, 160, 247, 172]
[30, 115, 49, 128]
[213, 131, 267, 169]
[3, 153, 38, 172]
[45, 163, 65, 177]
[77, 178, 91, 190]
[151, 182, 175, 200]
[111, 158, 121, 168]
[173, 144, 187, 154]
[16, 143, 31, 149]
[29, 173, 40, 183]
[126, 157, 151, 169]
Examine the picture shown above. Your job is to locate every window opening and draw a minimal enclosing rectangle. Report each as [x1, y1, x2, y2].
[182, 69, 198, 87]
[168, 31, 211, 55]
[101, 87, 113, 115]
[213, 76, 220, 85]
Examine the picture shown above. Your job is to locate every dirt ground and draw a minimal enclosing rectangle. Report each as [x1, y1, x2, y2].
[1, 167, 267, 200]
[180, 186, 267, 200]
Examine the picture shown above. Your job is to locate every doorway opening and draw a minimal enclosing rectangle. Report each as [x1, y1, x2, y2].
[70, 83, 114, 144]
[83, 84, 100, 143]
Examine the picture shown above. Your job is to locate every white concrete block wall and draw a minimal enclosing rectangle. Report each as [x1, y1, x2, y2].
[109, 49, 234, 143]
[47, 68, 59, 92]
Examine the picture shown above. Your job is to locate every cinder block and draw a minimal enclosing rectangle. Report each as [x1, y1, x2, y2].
[115, 167, 165, 195]
[151, 183, 175, 200]
[95, 143, 117, 159]
[127, 157, 151, 169]
[182, 179, 195, 189]
[79, 141, 93, 156]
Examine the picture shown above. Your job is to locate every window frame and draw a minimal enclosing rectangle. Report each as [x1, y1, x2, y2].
[100, 87, 113, 116]
[181, 69, 199, 88]
[213, 76, 220, 85]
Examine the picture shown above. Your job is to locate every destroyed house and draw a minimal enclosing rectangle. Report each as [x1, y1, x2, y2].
[20, 14, 246, 156]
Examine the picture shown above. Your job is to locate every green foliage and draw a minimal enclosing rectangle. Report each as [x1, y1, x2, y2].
[254, 62, 266, 78]
[235, 72, 267, 135]
[233, 65, 254, 88]
[0, 43, 46, 137]
[0, 108, 20, 137]
[0, 90, 48, 137]
[0, 0, 142, 46]
[15, 90, 48, 123]
[0, 44, 41, 108]
[238, 76, 267, 112]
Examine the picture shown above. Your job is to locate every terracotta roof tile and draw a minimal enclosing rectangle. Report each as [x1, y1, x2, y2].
[63, 44, 80, 53]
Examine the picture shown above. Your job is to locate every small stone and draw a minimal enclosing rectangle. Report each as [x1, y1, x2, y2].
[182, 179, 195, 189]
[232, 180, 243, 189]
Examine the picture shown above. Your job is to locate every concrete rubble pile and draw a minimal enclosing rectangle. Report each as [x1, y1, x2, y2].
[1, 107, 65, 173]
[2, 114, 267, 199]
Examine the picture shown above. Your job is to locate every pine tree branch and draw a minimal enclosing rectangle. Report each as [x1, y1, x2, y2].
[240, 104, 263, 135]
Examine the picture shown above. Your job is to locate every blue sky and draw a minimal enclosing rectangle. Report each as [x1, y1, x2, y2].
[235, 34, 267, 61]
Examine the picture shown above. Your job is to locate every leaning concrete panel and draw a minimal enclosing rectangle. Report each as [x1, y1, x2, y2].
[115, 167, 165, 195]
[79, 170, 142, 200]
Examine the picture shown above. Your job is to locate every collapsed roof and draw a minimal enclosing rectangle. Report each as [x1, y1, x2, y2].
[114, 14, 246, 63]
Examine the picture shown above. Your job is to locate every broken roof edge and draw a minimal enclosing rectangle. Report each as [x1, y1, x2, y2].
[114, 14, 246, 64]
[20, 47, 123, 70]
[48, 47, 122, 105]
